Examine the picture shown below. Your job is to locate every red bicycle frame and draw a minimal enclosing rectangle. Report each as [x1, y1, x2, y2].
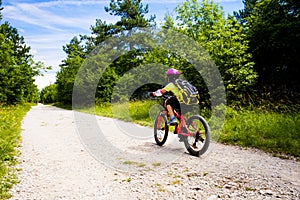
[158, 109, 192, 137]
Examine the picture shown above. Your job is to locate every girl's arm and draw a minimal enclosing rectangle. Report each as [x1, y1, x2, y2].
[149, 89, 166, 97]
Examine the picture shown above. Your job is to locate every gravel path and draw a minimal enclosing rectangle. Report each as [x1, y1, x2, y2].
[10, 104, 299, 199]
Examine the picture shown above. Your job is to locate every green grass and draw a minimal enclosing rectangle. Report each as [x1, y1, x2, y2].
[64, 100, 300, 158]
[0, 103, 32, 199]
[52, 102, 72, 110]
[78, 100, 162, 127]
[220, 107, 300, 158]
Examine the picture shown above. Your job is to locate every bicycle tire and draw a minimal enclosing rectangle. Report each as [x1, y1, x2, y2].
[183, 115, 210, 156]
[154, 112, 169, 146]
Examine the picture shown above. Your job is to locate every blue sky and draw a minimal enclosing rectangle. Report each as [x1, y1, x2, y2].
[1, 0, 244, 89]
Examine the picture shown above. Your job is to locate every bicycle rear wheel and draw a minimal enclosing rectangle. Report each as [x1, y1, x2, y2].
[154, 112, 169, 146]
[183, 115, 210, 156]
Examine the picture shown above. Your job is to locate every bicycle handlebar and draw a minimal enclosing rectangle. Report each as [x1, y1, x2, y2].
[141, 91, 175, 101]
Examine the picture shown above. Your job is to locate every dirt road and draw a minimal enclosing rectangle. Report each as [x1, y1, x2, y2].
[10, 105, 299, 199]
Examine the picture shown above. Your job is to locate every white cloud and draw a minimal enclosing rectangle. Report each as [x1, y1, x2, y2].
[26, 33, 76, 71]
[4, 4, 99, 31]
[3, 0, 121, 32]
[26, 33, 77, 48]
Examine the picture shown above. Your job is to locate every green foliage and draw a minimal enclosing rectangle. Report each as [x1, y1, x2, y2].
[56, 0, 298, 106]
[89, 19, 115, 46]
[110, 100, 155, 125]
[89, 0, 155, 51]
[80, 100, 160, 126]
[96, 67, 120, 103]
[167, 0, 257, 104]
[0, 104, 32, 199]
[0, 21, 43, 104]
[40, 84, 58, 103]
[104, 0, 156, 31]
[57, 0, 156, 105]
[56, 37, 85, 104]
[220, 106, 300, 158]
[235, 0, 300, 101]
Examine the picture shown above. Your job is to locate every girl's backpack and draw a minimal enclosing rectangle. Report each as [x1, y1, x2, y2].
[174, 79, 199, 105]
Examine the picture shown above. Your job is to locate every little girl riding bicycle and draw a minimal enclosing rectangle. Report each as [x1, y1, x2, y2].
[148, 68, 210, 156]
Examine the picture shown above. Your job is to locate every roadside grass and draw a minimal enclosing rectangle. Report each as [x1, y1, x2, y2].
[220, 107, 300, 158]
[77, 100, 161, 127]
[52, 102, 72, 110]
[0, 104, 32, 199]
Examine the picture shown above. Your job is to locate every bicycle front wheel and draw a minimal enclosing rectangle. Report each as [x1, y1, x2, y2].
[154, 112, 169, 146]
[183, 115, 210, 156]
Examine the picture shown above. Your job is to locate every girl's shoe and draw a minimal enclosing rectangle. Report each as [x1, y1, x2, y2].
[168, 116, 177, 125]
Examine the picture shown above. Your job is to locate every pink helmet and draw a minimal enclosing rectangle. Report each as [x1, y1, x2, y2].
[166, 68, 180, 76]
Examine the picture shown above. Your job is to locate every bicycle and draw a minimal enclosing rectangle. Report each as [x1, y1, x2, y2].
[153, 95, 210, 156]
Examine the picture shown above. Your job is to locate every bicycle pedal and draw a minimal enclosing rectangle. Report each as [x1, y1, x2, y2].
[192, 143, 198, 149]
[199, 137, 204, 143]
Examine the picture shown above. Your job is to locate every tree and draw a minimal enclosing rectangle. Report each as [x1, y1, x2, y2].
[88, 19, 116, 47]
[89, 0, 156, 48]
[57, 0, 157, 104]
[0, 2, 51, 104]
[0, 21, 40, 104]
[234, 0, 257, 25]
[235, 0, 300, 101]
[40, 84, 58, 103]
[105, 0, 156, 31]
[165, 0, 257, 103]
[56, 36, 86, 104]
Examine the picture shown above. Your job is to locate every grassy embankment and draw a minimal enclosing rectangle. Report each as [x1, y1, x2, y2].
[0, 104, 32, 199]
[74, 100, 299, 159]
[221, 106, 299, 159]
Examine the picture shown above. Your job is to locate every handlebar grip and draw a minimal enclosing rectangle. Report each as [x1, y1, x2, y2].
[148, 92, 155, 97]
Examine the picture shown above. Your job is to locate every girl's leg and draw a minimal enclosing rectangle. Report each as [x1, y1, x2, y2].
[166, 104, 175, 118]
[165, 97, 178, 124]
